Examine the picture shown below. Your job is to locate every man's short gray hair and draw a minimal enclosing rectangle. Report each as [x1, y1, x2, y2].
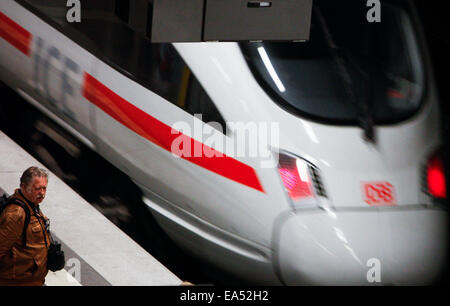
[20, 166, 48, 187]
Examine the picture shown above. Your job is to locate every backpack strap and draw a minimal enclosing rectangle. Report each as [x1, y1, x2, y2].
[4, 199, 31, 247]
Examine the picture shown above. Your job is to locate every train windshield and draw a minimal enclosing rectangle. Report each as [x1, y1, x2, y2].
[240, 0, 425, 125]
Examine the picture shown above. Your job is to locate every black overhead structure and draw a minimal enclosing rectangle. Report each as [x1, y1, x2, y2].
[124, 0, 313, 43]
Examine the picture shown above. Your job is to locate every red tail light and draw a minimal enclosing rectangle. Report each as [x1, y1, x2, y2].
[426, 152, 446, 199]
[278, 153, 315, 201]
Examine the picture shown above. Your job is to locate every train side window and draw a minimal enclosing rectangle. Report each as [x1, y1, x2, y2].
[184, 71, 227, 134]
[20, 0, 117, 24]
[150, 45, 227, 133]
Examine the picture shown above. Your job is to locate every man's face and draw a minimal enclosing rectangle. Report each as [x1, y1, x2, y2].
[21, 176, 48, 204]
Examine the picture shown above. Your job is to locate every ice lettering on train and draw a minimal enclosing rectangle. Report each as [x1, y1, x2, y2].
[33, 36, 79, 122]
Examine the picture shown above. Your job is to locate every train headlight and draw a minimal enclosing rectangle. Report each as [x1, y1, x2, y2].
[277, 151, 327, 209]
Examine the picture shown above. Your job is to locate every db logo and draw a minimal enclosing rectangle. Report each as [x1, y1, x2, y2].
[362, 182, 396, 206]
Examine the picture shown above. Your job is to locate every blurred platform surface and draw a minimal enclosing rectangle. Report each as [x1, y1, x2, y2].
[0, 130, 182, 286]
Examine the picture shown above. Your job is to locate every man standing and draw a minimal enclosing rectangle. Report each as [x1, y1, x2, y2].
[0, 167, 51, 286]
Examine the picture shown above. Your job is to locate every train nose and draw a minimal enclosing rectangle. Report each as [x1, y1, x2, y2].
[275, 208, 448, 285]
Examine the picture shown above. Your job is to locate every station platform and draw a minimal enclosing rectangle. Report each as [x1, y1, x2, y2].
[0, 130, 183, 286]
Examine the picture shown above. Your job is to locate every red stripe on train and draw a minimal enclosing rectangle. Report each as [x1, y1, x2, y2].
[82, 73, 265, 193]
[0, 12, 32, 56]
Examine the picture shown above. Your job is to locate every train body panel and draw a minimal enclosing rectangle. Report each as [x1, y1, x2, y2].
[176, 40, 442, 208]
[0, 0, 96, 143]
[91, 55, 288, 249]
[0, 0, 447, 285]
[277, 207, 447, 285]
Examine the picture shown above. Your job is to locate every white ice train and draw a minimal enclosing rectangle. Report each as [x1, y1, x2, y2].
[0, 0, 447, 285]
